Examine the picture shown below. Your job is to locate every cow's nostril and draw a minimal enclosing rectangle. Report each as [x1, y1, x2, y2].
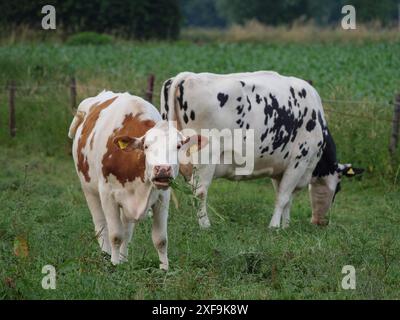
[154, 166, 172, 176]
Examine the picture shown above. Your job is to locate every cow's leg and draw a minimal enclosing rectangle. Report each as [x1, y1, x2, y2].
[281, 197, 293, 228]
[119, 210, 135, 263]
[100, 191, 124, 265]
[151, 191, 170, 271]
[191, 164, 215, 229]
[271, 178, 292, 228]
[269, 166, 306, 229]
[83, 189, 111, 255]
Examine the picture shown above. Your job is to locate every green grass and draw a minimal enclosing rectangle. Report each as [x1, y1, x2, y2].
[65, 32, 114, 46]
[0, 149, 399, 299]
[0, 41, 400, 299]
[0, 42, 399, 172]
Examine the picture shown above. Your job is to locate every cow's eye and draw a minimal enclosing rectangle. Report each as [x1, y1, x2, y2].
[177, 144, 181, 150]
[144, 145, 148, 150]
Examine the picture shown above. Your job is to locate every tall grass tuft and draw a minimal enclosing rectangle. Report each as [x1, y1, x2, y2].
[182, 20, 400, 44]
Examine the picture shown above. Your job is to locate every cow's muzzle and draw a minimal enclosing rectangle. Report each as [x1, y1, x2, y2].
[152, 165, 173, 190]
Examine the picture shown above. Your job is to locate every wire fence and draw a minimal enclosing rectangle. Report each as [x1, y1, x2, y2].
[322, 98, 392, 106]
[1, 84, 392, 104]
[322, 106, 393, 123]
[2, 76, 400, 156]
[1, 83, 138, 92]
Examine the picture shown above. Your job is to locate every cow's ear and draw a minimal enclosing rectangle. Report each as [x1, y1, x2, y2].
[338, 164, 364, 178]
[182, 135, 208, 154]
[344, 167, 364, 177]
[113, 136, 144, 152]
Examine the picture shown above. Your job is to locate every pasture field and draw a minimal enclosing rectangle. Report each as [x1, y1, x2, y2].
[0, 41, 400, 299]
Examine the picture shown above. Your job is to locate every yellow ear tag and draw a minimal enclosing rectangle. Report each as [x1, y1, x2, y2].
[347, 168, 355, 175]
[118, 140, 129, 150]
[189, 144, 198, 155]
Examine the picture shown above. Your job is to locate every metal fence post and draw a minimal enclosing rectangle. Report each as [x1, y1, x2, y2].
[70, 76, 77, 110]
[389, 94, 400, 156]
[146, 74, 155, 103]
[8, 81, 16, 137]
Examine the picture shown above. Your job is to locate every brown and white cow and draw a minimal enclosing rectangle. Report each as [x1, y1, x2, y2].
[161, 72, 363, 229]
[69, 91, 202, 268]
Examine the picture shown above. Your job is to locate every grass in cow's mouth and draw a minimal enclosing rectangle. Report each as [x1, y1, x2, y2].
[169, 179, 189, 194]
[170, 179, 198, 208]
[170, 178, 226, 222]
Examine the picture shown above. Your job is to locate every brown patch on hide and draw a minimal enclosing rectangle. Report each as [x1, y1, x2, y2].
[102, 113, 155, 186]
[77, 97, 118, 182]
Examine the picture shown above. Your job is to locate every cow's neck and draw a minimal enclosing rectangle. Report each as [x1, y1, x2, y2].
[313, 130, 338, 178]
[120, 181, 159, 222]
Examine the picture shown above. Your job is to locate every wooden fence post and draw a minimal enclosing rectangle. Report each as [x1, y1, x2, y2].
[70, 76, 77, 111]
[389, 94, 400, 156]
[8, 81, 16, 137]
[146, 74, 155, 103]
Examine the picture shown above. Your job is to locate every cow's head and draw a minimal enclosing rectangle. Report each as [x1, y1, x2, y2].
[309, 163, 364, 226]
[113, 121, 207, 190]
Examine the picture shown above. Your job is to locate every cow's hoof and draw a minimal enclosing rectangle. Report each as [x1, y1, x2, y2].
[101, 244, 112, 256]
[102, 250, 111, 257]
[268, 225, 280, 230]
[268, 221, 281, 229]
[311, 218, 329, 226]
[111, 255, 120, 266]
[102, 250, 112, 258]
[119, 255, 128, 263]
[198, 216, 211, 229]
[159, 263, 169, 271]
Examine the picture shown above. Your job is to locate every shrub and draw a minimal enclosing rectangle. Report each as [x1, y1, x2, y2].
[65, 32, 114, 46]
[0, 0, 181, 40]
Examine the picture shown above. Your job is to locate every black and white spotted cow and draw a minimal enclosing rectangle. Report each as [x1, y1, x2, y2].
[161, 71, 363, 229]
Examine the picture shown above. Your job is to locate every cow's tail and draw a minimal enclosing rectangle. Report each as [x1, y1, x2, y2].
[68, 110, 86, 139]
[162, 72, 193, 129]
[160, 77, 174, 120]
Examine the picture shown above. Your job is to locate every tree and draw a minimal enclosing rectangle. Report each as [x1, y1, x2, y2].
[306, 0, 343, 25]
[180, 0, 226, 27]
[216, 0, 310, 25]
[0, 0, 182, 39]
[215, 0, 398, 26]
[345, 0, 398, 25]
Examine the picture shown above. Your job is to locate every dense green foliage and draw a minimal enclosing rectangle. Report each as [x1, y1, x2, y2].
[214, 0, 399, 26]
[180, 0, 226, 27]
[1, 0, 398, 35]
[0, 0, 181, 39]
[0, 41, 399, 299]
[65, 32, 114, 46]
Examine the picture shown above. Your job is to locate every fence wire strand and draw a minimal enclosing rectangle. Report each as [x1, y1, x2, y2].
[1, 82, 395, 124]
